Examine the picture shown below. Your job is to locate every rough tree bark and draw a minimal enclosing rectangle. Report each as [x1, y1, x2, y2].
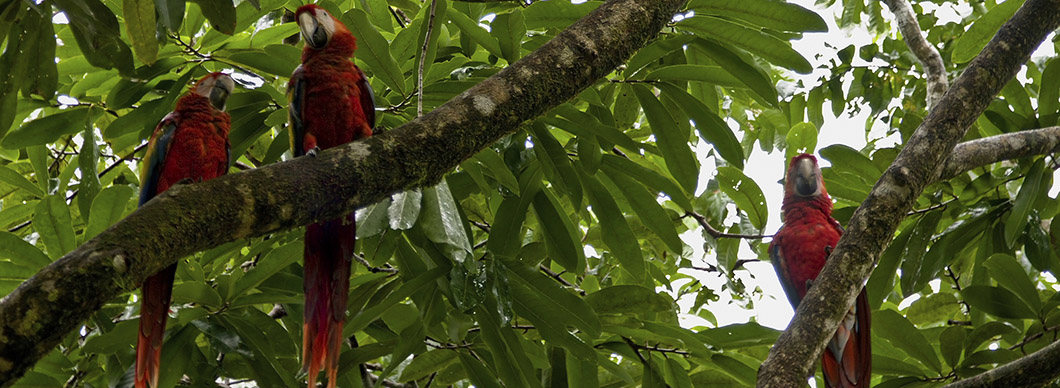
[939, 126, 1060, 181]
[0, 0, 685, 383]
[882, 0, 949, 108]
[940, 333, 1060, 388]
[756, 0, 1060, 386]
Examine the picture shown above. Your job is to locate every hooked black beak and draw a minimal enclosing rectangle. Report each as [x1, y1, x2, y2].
[209, 76, 235, 111]
[792, 158, 820, 197]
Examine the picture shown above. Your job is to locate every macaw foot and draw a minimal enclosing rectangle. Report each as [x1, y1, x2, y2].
[824, 245, 833, 257]
[306, 147, 321, 157]
[174, 177, 195, 185]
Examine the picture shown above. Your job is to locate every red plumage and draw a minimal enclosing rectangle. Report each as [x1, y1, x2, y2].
[136, 72, 233, 388]
[288, 4, 375, 387]
[769, 154, 871, 388]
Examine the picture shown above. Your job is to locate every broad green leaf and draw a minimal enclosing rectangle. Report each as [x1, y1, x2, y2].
[687, 0, 827, 32]
[962, 285, 1037, 319]
[400, 348, 459, 382]
[2, 107, 101, 149]
[474, 308, 541, 388]
[229, 242, 301, 300]
[531, 190, 584, 272]
[486, 194, 529, 259]
[123, 0, 158, 64]
[0, 165, 44, 197]
[899, 209, 944, 296]
[1005, 158, 1046, 247]
[388, 188, 423, 230]
[785, 122, 817, 158]
[600, 155, 692, 211]
[474, 149, 520, 195]
[155, 0, 186, 31]
[530, 122, 582, 205]
[715, 166, 767, 230]
[644, 65, 743, 87]
[492, 10, 526, 63]
[549, 105, 647, 153]
[446, 8, 503, 58]
[678, 16, 812, 73]
[964, 321, 1019, 353]
[345, 266, 447, 335]
[656, 83, 745, 169]
[698, 323, 781, 349]
[1023, 216, 1056, 272]
[189, 0, 236, 34]
[33, 196, 76, 259]
[819, 144, 881, 178]
[906, 292, 958, 326]
[0, 231, 51, 269]
[690, 39, 778, 106]
[53, 0, 134, 74]
[507, 274, 597, 361]
[1040, 58, 1060, 116]
[344, 9, 407, 95]
[421, 180, 473, 257]
[378, 322, 428, 381]
[951, 0, 1025, 63]
[983, 253, 1041, 312]
[155, 325, 198, 388]
[625, 35, 696, 77]
[222, 46, 300, 78]
[172, 281, 222, 308]
[503, 260, 600, 337]
[584, 285, 672, 315]
[85, 185, 135, 240]
[939, 326, 967, 369]
[874, 309, 942, 373]
[77, 130, 102, 221]
[459, 351, 504, 388]
[632, 84, 699, 193]
[581, 171, 645, 282]
[603, 171, 683, 253]
[522, 0, 600, 30]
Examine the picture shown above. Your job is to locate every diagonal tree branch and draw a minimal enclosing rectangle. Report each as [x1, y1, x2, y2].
[938, 126, 1060, 181]
[756, 0, 1060, 386]
[0, 0, 685, 383]
[941, 337, 1060, 388]
[882, 0, 949, 109]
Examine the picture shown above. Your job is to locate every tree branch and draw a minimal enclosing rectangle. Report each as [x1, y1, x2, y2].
[941, 337, 1060, 388]
[937, 126, 1060, 181]
[0, 0, 685, 383]
[756, 1, 1060, 386]
[882, 0, 949, 109]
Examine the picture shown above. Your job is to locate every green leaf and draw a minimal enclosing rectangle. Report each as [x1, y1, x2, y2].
[530, 122, 582, 205]
[123, 0, 158, 64]
[531, 190, 584, 272]
[155, 324, 198, 388]
[0, 231, 51, 269]
[819, 144, 881, 178]
[2, 107, 100, 149]
[459, 351, 504, 388]
[229, 242, 301, 301]
[486, 195, 530, 259]
[446, 8, 503, 59]
[600, 154, 691, 211]
[507, 273, 597, 361]
[964, 321, 1019, 353]
[678, 16, 812, 73]
[1039, 58, 1060, 116]
[85, 185, 135, 240]
[522, 0, 599, 30]
[492, 10, 526, 64]
[784, 122, 817, 158]
[222, 46, 300, 78]
[1005, 159, 1046, 247]
[53, 0, 134, 74]
[715, 166, 767, 230]
[603, 170, 683, 253]
[643, 65, 744, 87]
[962, 285, 1037, 319]
[77, 129, 102, 222]
[939, 326, 967, 368]
[33, 195, 77, 259]
[388, 188, 423, 230]
[345, 266, 447, 335]
[155, 0, 185, 31]
[172, 281, 223, 308]
[983, 253, 1042, 312]
[189, 0, 236, 34]
[581, 171, 645, 282]
[584, 285, 672, 315]
[690, 39, 778, 106]
[899, 209, 944, 296]
[400, 348, 458, 382]
[0, 164, 44, 198]
[951, 0, 1025, 63]
[474, 149, 520, 195]
[874, 309, 942, 373]
[344, 9, 407, 95]
[906, 292, 958, 326]
[503, 260, 600, 337]
[686, 0, 827, 32]
[421, 180, 473, 257]
[632, 84, 699, 193]
[656, 83, 745, 169]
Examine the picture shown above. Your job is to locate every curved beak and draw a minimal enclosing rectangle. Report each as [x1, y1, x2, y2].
[209, 75, 235, 111]
[299, 12, 328, 49]
[792, 157, 821, 197]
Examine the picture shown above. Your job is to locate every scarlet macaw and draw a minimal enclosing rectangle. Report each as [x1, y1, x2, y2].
[769, 154, 871, 387]
[136, 72, 234, 388]
[288, 4, 375, 387]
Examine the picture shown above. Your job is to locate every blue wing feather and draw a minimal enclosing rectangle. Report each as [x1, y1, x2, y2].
[355, 66, 375, 130]
[138, 114, 180, 206]
[769, 227, 804, 308]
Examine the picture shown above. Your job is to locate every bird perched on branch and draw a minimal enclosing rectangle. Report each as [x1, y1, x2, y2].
[288, 4, 375, 387]
[769, 153, 871, 388]
[136, 72, 234, 388]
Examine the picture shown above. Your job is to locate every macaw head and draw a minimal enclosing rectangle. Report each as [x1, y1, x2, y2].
[784, 153, 827, 199]
[193, 72, 236, 111]
[295, 4, 353, 50]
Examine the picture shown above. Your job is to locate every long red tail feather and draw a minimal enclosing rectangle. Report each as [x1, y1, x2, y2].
[135, 264, 177, 388]
[821, 289, 872, 387]
[303, 214, 355, 388]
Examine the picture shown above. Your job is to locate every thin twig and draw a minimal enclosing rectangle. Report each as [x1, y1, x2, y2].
[684, 211, 771, 239]
[417, 0, 438, 117]
[539, 265, 585, 295]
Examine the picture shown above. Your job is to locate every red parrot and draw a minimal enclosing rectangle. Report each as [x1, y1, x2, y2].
[288, 4, 375, 387]
[769, 154, 871, 388]
[135, 72, 234, 388]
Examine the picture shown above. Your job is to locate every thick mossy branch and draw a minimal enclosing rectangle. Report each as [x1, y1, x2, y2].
[0, 0, 685, 383]
[756, 1, 1060, 386]
[938, 127, 1060, 180]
